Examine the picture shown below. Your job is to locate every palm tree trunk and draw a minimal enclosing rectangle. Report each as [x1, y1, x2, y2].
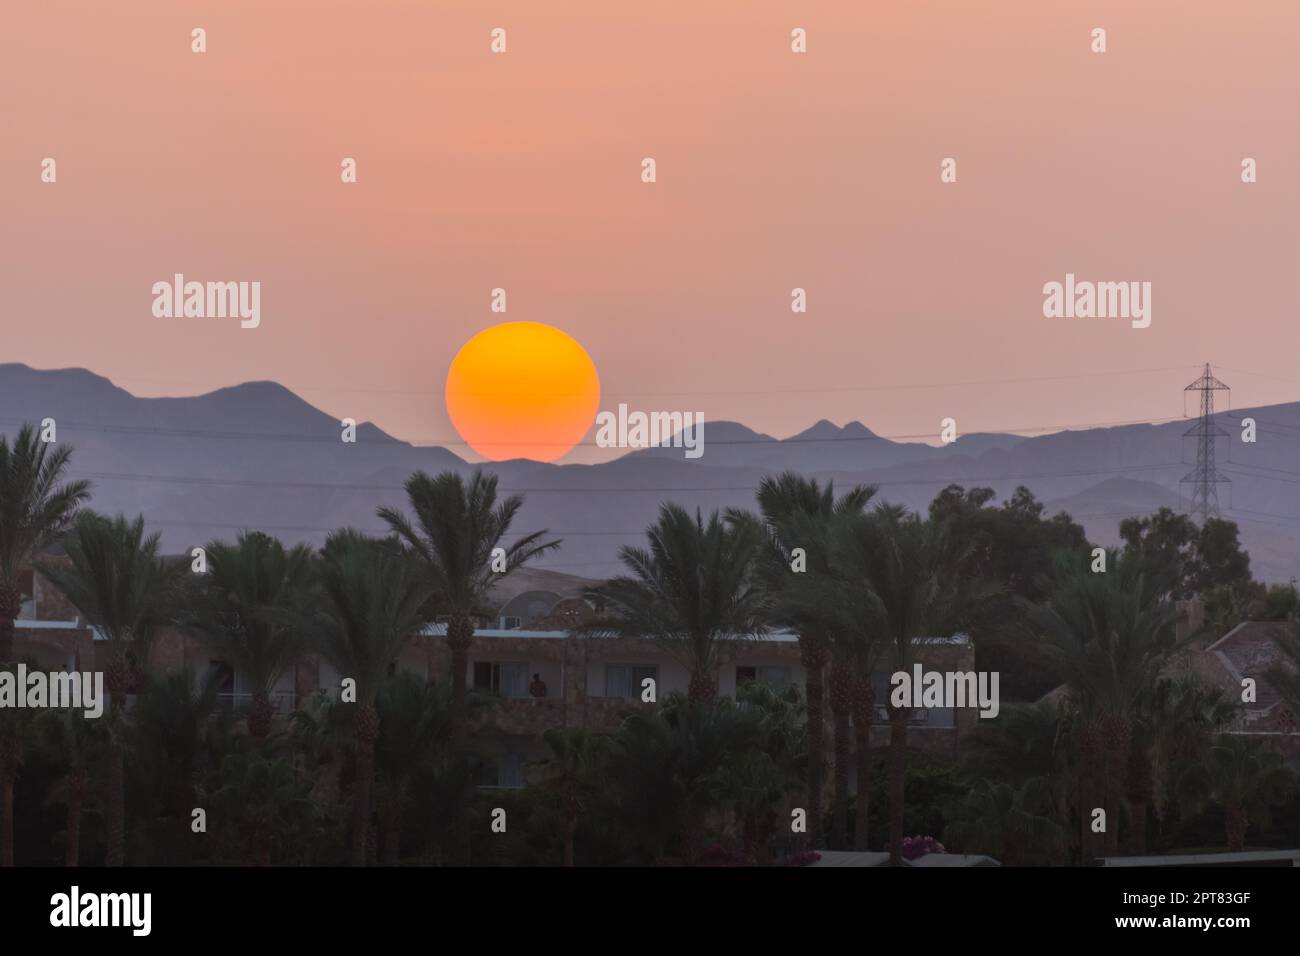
[65, 801, 83, 867]
[0, 586, 20, 866]
[798, 632, 826, 849]
[171, 780, 197, 862]
[1126, 800, 1149, 857]
[447, 612, 474, 747]
[106, 657, 130, 866]
[0, 742, 15, 867]
[887, 703, 908, 864]
[254, 827, 273, 866]
[563, 802, 577, 867]
[248, 689, 274, 739]
[828, 655, 851, 849]
[380, 800, 401, 865]
[687, 667, 718, 705]
[682, 816, 705, 864]
[65, 768, 86, 867]
[1102, 714, 1129, 858]
[0, 579, 21, 661]
[1225, 803, 1247, 852]
[351, 703, 379, 866]
[1124, 739, 1153, 855]
[107, 741, 125, 866]
[850, 674, 874, 851]
[1078, 716, 1106, 864]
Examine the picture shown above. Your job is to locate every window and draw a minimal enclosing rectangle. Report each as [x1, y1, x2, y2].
[208, 660, 235, 714]
[208, 660, 235, 696]
[472, 661, 530, 698]
[737, 665, 791, 690]
[869, 672, 955, 727]
[606, 664, 657, 699]
[18, 569, 34, 620]
[478, 753, 524, 789]
[319, 660, 341, 698]
[500, 616, 522, 630]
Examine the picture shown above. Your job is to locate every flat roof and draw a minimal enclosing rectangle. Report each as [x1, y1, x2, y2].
[420, 625, 971, 645]
[419, 624, 802, 642]
[809, 851, 891, 867]
[14, 618, 85, 631]
[1101, 849, 1300, 867]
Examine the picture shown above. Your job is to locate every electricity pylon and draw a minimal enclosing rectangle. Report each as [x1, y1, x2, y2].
[1181, 363, 1230, 521]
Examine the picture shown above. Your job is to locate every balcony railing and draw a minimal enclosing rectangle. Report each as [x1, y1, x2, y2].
[215, 691, 297, 715]
[873, 705, 933, 725]
[474, 695, 566, 734]
[582, 695, 654, 730]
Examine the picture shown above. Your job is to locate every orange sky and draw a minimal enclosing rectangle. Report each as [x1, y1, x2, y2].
[5, 1, 1299, 463]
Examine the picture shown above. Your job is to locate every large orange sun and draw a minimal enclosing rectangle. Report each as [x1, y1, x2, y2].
[445, 321, 601, 462]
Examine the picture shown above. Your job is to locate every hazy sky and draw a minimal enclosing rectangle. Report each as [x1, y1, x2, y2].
[6, 1, 1299, 464]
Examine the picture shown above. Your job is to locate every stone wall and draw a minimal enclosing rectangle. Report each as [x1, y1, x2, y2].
[32, 568, 85, 622]
[13, 624, 95, 670]
[146, 625, 207, 675]
[14, 601, 974, 766]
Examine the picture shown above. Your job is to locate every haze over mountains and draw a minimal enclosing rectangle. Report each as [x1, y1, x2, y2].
[4, 363, 1298, 585]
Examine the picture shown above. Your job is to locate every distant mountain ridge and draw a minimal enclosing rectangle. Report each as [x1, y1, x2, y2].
[630, 415, 1026, 470]
[2, 363, 1297, 584]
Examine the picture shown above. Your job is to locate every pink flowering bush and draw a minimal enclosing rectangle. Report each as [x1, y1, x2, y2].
[901, 835, 946, 860]
[698, 843, 757, 866]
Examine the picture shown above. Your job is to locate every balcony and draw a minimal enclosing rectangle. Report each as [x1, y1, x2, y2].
[582, 695, 655, 732]
[475, 695, 567, 735]
[872, 705, 944, 726]
[215, 690, 297, 717]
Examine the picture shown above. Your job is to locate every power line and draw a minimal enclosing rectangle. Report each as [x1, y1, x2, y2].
[66, 460, 1183, 495]
[0, 411, 1191, 449]
[1214, 365, 1300, 387]
[90, 364, 1206, 400]
[1224, 505, 1300, 523]
[135, 504, 1210, 541]
[1222, 457, 1300, 478]
[1223, 467, 1300, 487]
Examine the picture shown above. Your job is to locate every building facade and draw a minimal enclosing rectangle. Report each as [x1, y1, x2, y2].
[11, 571, 980, 789]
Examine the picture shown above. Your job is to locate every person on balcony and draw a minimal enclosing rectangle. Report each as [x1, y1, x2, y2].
[529, 673, 548, 698]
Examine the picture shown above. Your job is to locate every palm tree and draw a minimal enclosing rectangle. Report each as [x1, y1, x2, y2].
[1023, 550, 1175, 860]
[722, 680, 805, 859]
[131, 668, 225, 859]
[39, 512, 184, 866]
[959, 700, 1073, 863]
[0, 424, 92, 660]
[735, 473, 876, 849]
[374, 673, 456, 864]
[593, 504, 768, 704]
[0, 425, 90, 867]
[313, 530, 433, 866]
[606, 693, 761, 862]
[0, 662, 37, 867]
[34, 703, 108, 867]
[378, 469, 559, 747]
[1127, 676, 1238, 854]
[946, 777, 1066, 865]
[204, 751, 313, 865]
[534, 726, 607, 866]
[1147, 678, 1237, 825]
[187, 532, 315, 739]
[604, 705, 684, 862]
[1177, 735, 1293, 851]
[815, 506, 987, 863]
